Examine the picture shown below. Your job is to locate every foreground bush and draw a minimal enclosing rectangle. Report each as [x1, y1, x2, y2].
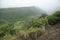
[48, 11, 60, 25]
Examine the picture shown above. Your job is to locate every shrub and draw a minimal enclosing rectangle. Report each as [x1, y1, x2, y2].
[48, 17, 57, 25]
[48, 11, 60, 25]
[53, 11, 60, 17]
[33, 17, 47, 28]
[0, 24, 9, 38]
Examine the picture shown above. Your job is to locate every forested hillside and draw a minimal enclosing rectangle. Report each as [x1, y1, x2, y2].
[0, 6, 45, 23]
[0, 7, 60, 40]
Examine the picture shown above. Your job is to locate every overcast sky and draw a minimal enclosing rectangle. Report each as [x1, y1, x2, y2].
[0, 0, 60, 13]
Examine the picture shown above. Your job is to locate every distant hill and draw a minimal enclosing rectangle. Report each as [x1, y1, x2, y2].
[0, 6, 45, 23]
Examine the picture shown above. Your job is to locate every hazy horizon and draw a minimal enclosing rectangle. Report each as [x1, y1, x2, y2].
[0, 0, 60, 13]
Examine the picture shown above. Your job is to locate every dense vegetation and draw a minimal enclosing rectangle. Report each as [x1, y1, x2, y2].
[0, 7, 60, 40]
[48, 11, 60, 25]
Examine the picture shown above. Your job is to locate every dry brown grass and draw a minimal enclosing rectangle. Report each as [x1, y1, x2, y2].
[14, 27, 45, 40]
[37, 24, 60, 40]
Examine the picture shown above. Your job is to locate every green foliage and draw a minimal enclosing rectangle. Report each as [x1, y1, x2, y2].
[14, 21, 25, 30]
[0, 21, 16, 38]
[33, 17, 47, 28]
[48, 16, 57, 25]
[48, 11, 60, 25]
[53, 11, 60, 17]
[0, 23, 10, 38]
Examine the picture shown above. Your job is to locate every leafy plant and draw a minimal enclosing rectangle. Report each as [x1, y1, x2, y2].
[48, 11, 60, 25]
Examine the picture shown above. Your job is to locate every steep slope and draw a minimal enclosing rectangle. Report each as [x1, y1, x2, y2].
[37, 24, 60, 40]
[0, 6, 45, 23]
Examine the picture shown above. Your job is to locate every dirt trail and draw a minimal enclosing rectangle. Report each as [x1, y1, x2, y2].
[37, 24, 60, 40]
